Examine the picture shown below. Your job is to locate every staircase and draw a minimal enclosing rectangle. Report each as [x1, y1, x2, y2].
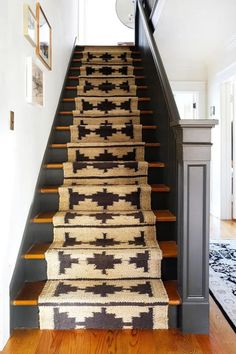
[11, 45, 180, 330]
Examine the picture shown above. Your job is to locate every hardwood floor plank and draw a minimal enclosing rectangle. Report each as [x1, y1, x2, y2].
[3, 298, 236, 354]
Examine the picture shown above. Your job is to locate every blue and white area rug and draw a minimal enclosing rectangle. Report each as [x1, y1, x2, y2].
[209, 240, 236, 330]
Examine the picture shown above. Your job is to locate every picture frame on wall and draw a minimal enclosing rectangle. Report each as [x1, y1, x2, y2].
[23, 4, 37, 47]
[26, 57, 44, 106]
[36, 3, 52, 70]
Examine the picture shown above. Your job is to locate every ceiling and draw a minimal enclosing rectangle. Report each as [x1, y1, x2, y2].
[155, 0, 236, 64]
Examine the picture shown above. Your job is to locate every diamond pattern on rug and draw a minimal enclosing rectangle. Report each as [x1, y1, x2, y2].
[77, 78, 137, 96]
[81, 51, 133, 65]
[74, 97, 139, 116]
[80, 65, 134, 77]
[63, 161, 148, 185]
[58, 184, 151, 211]
[67, 142, 145, 162]
[70, 124, 142, 143]
[73, 115, 140, 126]
[39, 46, 169, 330]
[39, 279, 168, 329]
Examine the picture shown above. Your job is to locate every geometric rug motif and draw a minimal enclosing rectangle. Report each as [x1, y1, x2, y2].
[81, 51, 133, 64]
[58, 184, 152, 211]
[77, 78, 137, 97]
[62, 161, 148, 185]
[66, 142, 145, 162]
[74, 97, 139, 115]
[70, 124, 142, 143]
[209, 240, 236, 330]
[38, 279, 168, 329]
[80, 65, 134, 77]
[45, 247, 162, 279]
[73, 115, 140, 126]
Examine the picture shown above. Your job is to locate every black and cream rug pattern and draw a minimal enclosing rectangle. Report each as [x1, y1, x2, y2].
[209, 240, 236, 330]
[38, 46, 169, 330]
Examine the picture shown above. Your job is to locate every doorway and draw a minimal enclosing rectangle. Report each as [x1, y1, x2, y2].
[173, 91, 199, 119]
[220, 79, 236, 219]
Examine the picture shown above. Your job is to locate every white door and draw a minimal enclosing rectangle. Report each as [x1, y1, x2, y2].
[232, 81, 236, 219]
[173, 91, 199, 119]
[220, 80, 236, 219]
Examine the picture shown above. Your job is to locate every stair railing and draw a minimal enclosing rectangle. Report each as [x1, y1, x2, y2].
[135, 0, 217, 333]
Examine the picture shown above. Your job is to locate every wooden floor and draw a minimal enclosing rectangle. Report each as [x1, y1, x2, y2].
[1, 297, 235, 354]
[210, 215, 236, 240]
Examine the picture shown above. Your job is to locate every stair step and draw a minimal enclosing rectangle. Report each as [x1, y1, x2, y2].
[69, 66, 144, 70]
[55, 125, 158, 131]
[12, 280, 180, 306]
[50, 142, 161, 148]
[72, 59, 142, 63]
[23, 241, 177, 260]
[68, 75, 146, 80]
[31, 210, 176, 224]
[58, 110, 154, 116]
[65, 85, 148, 91]
[44, 162, 165, 169]
[62, 97, 151, 103]
[39, 184, 170, 194]
[74, 50, 142, 55]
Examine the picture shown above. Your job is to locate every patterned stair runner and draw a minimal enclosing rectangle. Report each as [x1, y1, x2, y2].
[38, 46, 169, 330]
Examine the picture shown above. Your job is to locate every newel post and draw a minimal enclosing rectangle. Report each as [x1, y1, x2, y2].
[171, 119, 218, 333]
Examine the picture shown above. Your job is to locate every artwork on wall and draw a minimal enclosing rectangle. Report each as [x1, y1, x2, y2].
[26, 57, 44, 106]
[23, 4, 37, 47]
[36, 3, 52, 70]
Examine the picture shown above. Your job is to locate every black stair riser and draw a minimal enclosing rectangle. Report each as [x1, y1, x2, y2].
[11, 304, 178, 329]
[59, 100, 150, 111]
[31, 221, 176, 243]
[47, 147, 161, 163]
[52, 130, 159, 144]
[38, 192, 169, 212]
[24, 258, 177, 282]
[42, 168, 164, 186]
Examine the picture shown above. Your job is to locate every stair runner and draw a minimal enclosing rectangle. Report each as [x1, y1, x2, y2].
[38, 46, 169, 330]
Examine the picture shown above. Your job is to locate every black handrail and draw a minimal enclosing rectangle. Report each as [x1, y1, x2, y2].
[137, 0, 181, 124]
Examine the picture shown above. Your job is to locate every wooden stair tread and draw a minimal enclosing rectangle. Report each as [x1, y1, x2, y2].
[55, 125, 157, 131]
[72, 59, 142, 63]
[65, 85, 148, 90]
[40, 184, 170, 193]
[58, 110, 153, 115]
[32, 210, 176, 224]
[44, 162, 165, 169]
[68, 75, 146, 80]
[62, 97, 151, 102]
[70, 66, 144, 70]
[12, 280, 180, 306]
[50, 142, 160, 148]
[73, 50, 142, 55]
[23, 241, 177, 260]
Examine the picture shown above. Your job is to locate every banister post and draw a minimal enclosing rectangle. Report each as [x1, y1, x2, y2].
[171, 119, 218, 333]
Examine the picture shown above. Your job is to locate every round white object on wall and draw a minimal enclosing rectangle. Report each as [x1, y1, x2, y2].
[115, 0, 136, 29]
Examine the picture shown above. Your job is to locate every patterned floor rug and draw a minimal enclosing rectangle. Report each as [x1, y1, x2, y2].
[209, 240, 236, 330]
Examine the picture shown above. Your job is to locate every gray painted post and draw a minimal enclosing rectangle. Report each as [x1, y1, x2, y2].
[171, 119, 218, 333]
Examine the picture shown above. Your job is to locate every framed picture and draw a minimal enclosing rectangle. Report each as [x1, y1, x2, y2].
[23, 4, 37, 47]
[36, 3, 52, 70]
[26, 57, 44, 106]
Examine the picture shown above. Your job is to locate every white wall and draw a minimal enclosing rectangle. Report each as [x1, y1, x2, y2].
[0, 0, 78, 349]
[78, 0, 134, 45]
